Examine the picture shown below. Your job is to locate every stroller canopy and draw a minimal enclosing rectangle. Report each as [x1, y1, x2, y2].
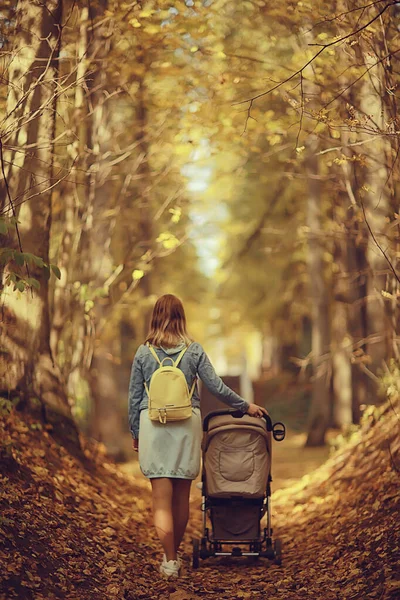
[203, 413, 271, 498]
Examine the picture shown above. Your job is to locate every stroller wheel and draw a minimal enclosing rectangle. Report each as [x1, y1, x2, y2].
[200, 538, 208, 559]
[274, 539, 282, 566]
[192, 538, 200, 569]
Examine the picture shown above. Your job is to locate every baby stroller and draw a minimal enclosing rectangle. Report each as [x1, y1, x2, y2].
[192, 409, 286, 568]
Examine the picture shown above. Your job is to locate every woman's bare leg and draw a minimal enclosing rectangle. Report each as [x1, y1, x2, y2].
[172, 479, 192, 552]
[150, 478, 177, 561]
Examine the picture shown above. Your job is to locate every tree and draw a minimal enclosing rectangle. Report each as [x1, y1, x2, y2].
[0, 0, 81, 454]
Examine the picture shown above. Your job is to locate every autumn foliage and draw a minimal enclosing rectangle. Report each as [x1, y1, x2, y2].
[1, 398, 399, 599]
[1, 1, 400, 597]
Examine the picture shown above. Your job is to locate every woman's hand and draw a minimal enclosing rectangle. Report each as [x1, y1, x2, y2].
[246, 403, 267, 418]
[132, 438, 139, 452]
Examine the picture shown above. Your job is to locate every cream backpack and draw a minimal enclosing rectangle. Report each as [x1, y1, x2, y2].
[144, 344, 196, 424]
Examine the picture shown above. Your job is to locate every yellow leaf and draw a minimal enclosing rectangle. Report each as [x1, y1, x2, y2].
[106, 585, 120, 597]
[174, 143, 190, 156]
[132, 269, 144, 281]
[156, 232, 180, 250]
[32, 449, 45, 457]
[129, 18, 141, 28]
[268, 134, 281, 146]
[106, 566, 118, 574]
[85, 300, 94, 312]
[169, 207, 182, 224]
[143, 25, 159, 35]
[139, 9, 154, 17]
[190, 46, 199, 53]
[31, 466, 48, 478]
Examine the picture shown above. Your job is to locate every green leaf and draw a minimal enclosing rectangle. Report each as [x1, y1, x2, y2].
[0, 249, 14, 265]
[43, 265, 51, 280]
[22, 252, 37, 265]
[50, 264, 61, 279]
[14, 252, 25, 267]
[22, 253, 44, 268]
[32, 255, 44, 268]
[15, 280, 25, 292]
[26, 277, 40, 290]
[0, 219, 8, 235]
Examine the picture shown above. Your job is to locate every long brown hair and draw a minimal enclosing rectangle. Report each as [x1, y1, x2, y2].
[145, 294, 193, 348]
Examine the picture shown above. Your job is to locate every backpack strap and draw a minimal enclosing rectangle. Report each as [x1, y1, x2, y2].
[147, 343, 162, 366]
[173, 346, 188, 368]
[144, 345, 161, 396]
[174, 345, 196, 397]
[188, 377, 197, 400]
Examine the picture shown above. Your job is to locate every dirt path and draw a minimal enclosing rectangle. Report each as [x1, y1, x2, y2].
[119, 435, 328, 599]
[120, 422, 399, 600]
[1, 409, 399, 600]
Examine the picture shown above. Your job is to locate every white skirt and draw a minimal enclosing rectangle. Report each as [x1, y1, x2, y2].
[138, 407, 202, 479]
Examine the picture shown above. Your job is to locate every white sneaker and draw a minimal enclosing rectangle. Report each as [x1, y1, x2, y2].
[162, 552, 182, 568]
[160, 558, 180, 578]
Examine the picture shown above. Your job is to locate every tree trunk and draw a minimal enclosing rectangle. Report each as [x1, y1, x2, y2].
[0, 0, 81, 455]
[88, 38, 154, 455]
[347, 228, 369, 423]
[51, 5, 91, 374]
[331, 234, 353, 429]
[305, 135, 331, 446]
[332, 4, 379, 422]
[133, 44, 153, 329]
[331, 106, 367, 428]
[340, 121, 369, 424]
[80, 1, 125, 455]
[359, 37, 392, 386]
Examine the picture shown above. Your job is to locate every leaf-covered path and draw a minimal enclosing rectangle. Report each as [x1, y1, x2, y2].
[1, 405, 399, 600]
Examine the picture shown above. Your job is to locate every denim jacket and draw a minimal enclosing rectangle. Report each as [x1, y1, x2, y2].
[128, 342, 250, 438]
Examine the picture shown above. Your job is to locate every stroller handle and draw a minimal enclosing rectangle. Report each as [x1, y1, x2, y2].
[203, 408, 274, 432]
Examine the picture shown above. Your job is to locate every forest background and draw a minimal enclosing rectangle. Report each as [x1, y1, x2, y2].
[0, 0, 399, 459]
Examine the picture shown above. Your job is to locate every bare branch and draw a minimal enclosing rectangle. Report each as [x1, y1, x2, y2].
[305, 0, 392, 33]
[323, 48, 400, 109]
[360, 199, 400, 285]
[0, 137, 29, 279]
[296, 71, 305, 149]
[234, 0, 399, 118]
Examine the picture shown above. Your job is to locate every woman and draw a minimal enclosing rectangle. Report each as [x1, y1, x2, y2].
[128, 294, 266, 578]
